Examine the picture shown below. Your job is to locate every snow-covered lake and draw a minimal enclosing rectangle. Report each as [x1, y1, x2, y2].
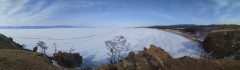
[0, 28, 205, 66]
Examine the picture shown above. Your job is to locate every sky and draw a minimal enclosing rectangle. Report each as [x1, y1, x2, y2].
[0, 0, 240, 27]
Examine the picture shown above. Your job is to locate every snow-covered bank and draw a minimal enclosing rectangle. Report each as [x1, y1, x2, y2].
[0, 28, 205, 66]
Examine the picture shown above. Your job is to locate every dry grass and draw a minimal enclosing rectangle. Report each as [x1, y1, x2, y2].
[0, 49, 62, 70]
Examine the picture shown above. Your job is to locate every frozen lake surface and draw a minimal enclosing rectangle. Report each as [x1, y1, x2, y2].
[0, 28, 205, 66]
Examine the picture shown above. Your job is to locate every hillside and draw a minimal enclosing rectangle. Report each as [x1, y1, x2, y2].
[0, 34, 62, 70]
[0, 49, 61, 70]
[0, 34, 23, 49]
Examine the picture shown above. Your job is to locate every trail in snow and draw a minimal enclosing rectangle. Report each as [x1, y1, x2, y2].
[0, 28, 206, 66]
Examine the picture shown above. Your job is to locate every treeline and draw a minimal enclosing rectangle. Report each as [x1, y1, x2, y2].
[146, 24, 239, 29]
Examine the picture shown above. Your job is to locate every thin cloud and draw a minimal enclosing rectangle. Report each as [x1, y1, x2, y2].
[0, 0, 240, 26]
[215, 0, 240, 24]
[0, 0, 57, 26]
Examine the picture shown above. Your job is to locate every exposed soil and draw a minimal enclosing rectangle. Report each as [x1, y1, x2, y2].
[164, 56, 240, 70]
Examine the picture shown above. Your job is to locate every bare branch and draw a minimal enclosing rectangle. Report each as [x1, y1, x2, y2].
[105, 36, 131, 64]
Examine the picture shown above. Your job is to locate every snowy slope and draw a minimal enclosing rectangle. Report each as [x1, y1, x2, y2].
[0, 28, 205, 66]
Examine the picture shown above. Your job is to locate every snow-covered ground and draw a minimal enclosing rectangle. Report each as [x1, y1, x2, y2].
[0, 28, 205, 66]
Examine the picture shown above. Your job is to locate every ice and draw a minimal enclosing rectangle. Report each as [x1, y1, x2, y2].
[0, 28, 205, 66]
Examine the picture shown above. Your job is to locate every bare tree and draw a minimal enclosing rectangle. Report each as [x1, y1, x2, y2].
[36, 41, 48, 55]
[69, 46, 75, 53]
[53, 42, 57, 53]
[105, 36, 131, 64]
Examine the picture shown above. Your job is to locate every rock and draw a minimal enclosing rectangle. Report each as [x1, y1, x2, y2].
[118, 51, 136, 70]
[8, 37, 13, 42]
[117, 45, 172, 70]
[148, 45, 172, 62]
[98, 45, 240, 70]
[0, 34, 24, 49]
[53, 51, 82, 68]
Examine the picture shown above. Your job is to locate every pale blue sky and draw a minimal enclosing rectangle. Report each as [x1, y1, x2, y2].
[0, 0, 240, 27]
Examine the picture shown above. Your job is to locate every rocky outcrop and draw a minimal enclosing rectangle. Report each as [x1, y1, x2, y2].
[202, 31, 240, 59]
[53, 51, 83, 68]
[117, 45, 172, 70]
[0, 34, 23, 49]
[97, 45, 240, 70]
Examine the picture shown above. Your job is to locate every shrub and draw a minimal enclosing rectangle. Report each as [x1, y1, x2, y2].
[36, 41, 48, 55]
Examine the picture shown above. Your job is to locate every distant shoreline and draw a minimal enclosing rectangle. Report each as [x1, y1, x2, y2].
[0, 26, 89, 29]
[161, 29, 202, 44]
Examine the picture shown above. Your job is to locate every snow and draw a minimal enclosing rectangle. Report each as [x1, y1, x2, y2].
[52, 60, 61, 67]
[0, 28, 205, 66]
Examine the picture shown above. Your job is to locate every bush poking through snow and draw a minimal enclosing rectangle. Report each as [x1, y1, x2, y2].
[69, 46, 75, 53]
[33, 46, 38, 52]
[53, 42, 57, 53]
[105, 36, 131, 64]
